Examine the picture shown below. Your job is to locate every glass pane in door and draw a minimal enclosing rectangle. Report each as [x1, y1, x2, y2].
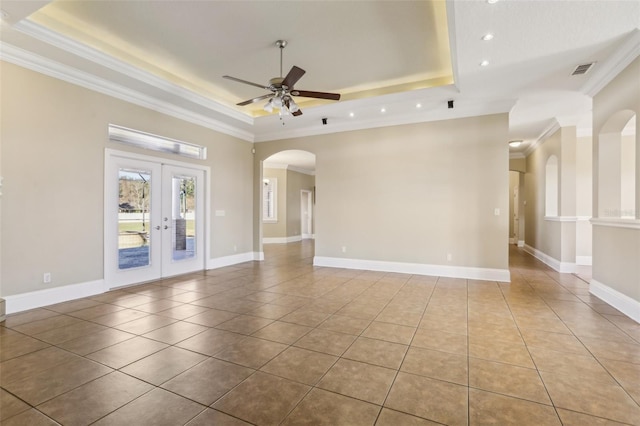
[118, 168, 152, 269]
[171, 175, 196, 261]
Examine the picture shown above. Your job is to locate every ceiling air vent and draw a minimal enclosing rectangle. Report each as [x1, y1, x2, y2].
[571, 62, 595, 76]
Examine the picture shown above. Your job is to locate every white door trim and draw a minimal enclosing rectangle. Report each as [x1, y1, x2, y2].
[301, 189, 313, 239]
[104, 149, 210, 290]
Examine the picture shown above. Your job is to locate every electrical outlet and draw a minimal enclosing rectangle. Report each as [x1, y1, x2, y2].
[341, 246, 347, 253]
[446, 253, 452, 261]
[43, 272, 51, 283]
[233, 245, 237, 252]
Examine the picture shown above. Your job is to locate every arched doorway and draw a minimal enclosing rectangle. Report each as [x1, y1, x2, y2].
[261, 150, 316, 259]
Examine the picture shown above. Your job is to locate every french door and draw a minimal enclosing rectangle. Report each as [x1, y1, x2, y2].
[105, 151, 206, 289]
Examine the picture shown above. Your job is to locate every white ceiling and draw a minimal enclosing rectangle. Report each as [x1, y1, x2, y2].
[1, 0, 639, 168]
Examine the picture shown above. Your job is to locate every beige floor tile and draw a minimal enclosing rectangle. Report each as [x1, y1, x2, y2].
[186, 408, 252, 425]
[213, 336, 288, 368]
[0, 331, 51, 362]
[556, 408, 631, 425]
[67, 304, 125, 320]
[175, 328, 246, 356]
[245, 303, 298, 320]
[86, 336, 168, 369]
[0, 347, 79, 386]
[252, 320, 313, 344]
[317, 358, 396, 405]
[90, 309, 150, 327]
[213, 371, 310, 426]
[114, 314, 177, 335]
[92, 388, 204, 426]
[469, 358, 551, 404]
[132, 299, 184, 314]
[411, 328, 468, 355]
[120, 346, 207, 385]
[599, 357, 640, 403]
[182, 308, 238, 327]
[521, 329, 589, 354]
[156, 303, 209, 319]
[385, 372, 468, 426]
[3, 357, 112, 406]
[376, 408, 441, 425]
[11, 315, 83, 336]
[294, 328, 357, 356]
[57, 328, 135, 356]
[2, 308, 59, 328]
[261, 346, 337, 385]
[469, 338, 535, 368]
[37, 371, 152, 426]
[343, 337, 408, 369]
[281, 388, 380, 426]
[469, 388, 560, 425]
[362, 321, 416, 344]
[540, 370, 640, 424]
[215, 314, 274, 335]
[162, 358, 254, 405]
[142, 320, 208, 344]
[529, 347, 617, 385]
[401, 347, 468, 385]
[2, 409, 60, 426]
[0, 388, 30, 421]
[319, 314, 371, 335]
[280, 308, 331, 327]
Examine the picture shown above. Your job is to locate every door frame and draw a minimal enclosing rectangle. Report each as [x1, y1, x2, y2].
[104, 148, 211, 290]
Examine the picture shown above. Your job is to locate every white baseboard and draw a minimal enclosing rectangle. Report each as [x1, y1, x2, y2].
[576, 256, 593, 266]
[4, 279, 106, 315]
[255, 251, 265, 261]
[517, 240, 525, 248]
[590, 279, 640, 323]
[263, 235, 302, 244]
[302, 233, 315, 240]
[523, 244, 576, 273]
[206, 252, 258, 269]
[313, 256, 511, 282]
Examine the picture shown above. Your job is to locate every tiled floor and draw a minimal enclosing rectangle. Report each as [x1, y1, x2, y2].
[1, 242, 639, 425]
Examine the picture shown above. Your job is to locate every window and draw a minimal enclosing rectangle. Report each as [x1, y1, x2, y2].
[263, 178, 277, 222]
[545, 155, 559, 217]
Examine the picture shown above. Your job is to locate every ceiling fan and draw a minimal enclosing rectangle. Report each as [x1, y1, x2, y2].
[223, 40, 341, 117]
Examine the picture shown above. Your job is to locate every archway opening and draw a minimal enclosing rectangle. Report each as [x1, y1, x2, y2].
[261, 150, 316, 259]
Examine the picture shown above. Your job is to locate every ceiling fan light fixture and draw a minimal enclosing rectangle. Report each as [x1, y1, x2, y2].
[263, 99, 274, 113]
[482, 33, 494, 41]
[288, 99, 299, 113]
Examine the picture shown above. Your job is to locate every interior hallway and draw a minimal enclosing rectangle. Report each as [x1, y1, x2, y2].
[1, 242, 639, 425]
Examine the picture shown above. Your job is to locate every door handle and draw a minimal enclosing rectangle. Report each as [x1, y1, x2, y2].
[164, 225, 171, 230]
[155, 226, 161, 230]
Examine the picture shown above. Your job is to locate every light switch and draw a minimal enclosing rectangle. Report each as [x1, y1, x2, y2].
[215, 210, 226, 217]
[494, 208, 500, 216]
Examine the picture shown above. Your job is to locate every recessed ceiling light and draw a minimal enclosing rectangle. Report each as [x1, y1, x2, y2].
[482, 33, 494, 41]
[487, 0, 499, 4]
[480, 60, 490, 67]
[381, 108, 386, 113]
[349, 112, 354, 117]
[416, 103, 422, 108]
[509, 140, 523, 148]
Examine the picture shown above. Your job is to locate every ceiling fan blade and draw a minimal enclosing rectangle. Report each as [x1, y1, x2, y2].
[292, 109, 303, 117]
[237, 93, 272, 106]
[223, 75, 270, 90]
[282, 66, 306, 89]
[291, 90, 341, 101]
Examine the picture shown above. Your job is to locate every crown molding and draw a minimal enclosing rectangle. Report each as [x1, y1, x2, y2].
[581, 28, 640, 97]
[524, 119, 560, 157]
[0, 42, 254, 142]
[263, 162, 315, 176]
[509, 152, 526, 159]
[12, 20, 253, 126]
[254, 98, 515, 143]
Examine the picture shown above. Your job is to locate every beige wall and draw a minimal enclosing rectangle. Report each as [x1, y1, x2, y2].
[509, 158, 526, 173]
[0, 61, 253, 297]
[262, 168, 287, 238]
[576, 136, 592, 259]
[592, 56, 640, 301]
[286, 170, 315, 238]
[508, 171, 519, 240]
[255, 114, 509, 270]
[525, 129, 562, 259]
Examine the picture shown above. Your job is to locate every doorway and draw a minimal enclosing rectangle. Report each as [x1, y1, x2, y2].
[105, 150, 207, 289]
[301, 189, 313, 239]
